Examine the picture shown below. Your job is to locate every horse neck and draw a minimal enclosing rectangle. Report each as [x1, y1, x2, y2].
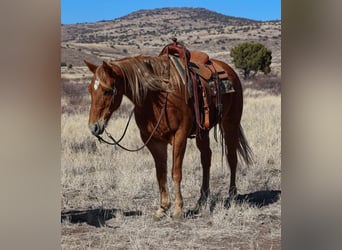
[110, 64, 136, 105]
[119, 76, 143, 107]
[117, 77, 132, 102]
[114, 55, 169, 106]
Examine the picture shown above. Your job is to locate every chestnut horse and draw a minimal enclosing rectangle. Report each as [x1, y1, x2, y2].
[84, 54, 253, 219]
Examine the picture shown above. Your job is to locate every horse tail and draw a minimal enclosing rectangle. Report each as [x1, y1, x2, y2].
[237, 125, 254, 166]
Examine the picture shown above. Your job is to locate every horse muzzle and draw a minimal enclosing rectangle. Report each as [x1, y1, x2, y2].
[88, 121, 105, 136]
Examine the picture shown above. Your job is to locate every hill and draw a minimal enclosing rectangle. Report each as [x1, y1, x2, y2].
[61, 8, 281, 248]
[61, 7, 281, 74]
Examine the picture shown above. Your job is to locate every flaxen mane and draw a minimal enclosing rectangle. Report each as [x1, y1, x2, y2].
[110, 55, 182, 104]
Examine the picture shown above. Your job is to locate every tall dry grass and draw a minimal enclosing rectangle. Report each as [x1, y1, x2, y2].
[61, 89, 281, 249]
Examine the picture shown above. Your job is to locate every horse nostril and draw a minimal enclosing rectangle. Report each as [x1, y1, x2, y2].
[89, 123, 99, 135]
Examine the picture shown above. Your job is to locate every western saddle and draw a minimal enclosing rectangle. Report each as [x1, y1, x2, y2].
[159, 38, 234, 133]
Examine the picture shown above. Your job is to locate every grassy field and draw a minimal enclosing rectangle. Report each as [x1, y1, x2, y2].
[61, 83, 281, 249]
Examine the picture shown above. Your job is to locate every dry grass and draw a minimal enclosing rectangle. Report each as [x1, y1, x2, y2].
[61, 88, 281, 249]
[61, 8, 281, 248]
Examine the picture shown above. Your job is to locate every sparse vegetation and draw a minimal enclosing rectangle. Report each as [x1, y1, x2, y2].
[61, 89, 280, 248]
[61, 7, 281, 249]
[61, 7, 281, 70]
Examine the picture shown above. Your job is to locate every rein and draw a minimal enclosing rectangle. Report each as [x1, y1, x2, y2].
[95, 93, 168, 152]
[94, 109, 134, 145]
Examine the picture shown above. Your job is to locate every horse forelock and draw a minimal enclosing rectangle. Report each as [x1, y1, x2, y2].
[94, 66, 112, 90]
[110, 55, 181, 104]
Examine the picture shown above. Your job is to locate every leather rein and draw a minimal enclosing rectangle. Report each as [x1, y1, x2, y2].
[94, 86, 168, 152]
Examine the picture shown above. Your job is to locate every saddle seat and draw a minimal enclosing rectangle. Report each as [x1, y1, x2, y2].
[189, 51, 229, 81]
[159, 38, 228, 82]
[190, 51, 209, 64]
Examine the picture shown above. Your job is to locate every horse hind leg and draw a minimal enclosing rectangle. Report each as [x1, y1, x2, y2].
[195, 131, 212, 210]
[144, 137, 170, 219]
[221, 124, 239, 196]
[227, 136, 238, 196]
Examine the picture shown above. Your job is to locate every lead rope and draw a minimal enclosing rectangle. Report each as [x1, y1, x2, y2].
[96, 93, 168, 152]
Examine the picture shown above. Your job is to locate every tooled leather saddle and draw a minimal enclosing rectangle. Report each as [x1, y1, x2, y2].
[159, 38, 234, 132]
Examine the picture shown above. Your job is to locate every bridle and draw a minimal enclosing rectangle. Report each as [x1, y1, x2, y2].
[94, 81, 168, 152]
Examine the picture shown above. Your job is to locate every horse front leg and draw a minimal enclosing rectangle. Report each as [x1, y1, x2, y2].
[144, 137, 170, 219]
[195, 131, 212, 210]
[171, 132, 187, 219]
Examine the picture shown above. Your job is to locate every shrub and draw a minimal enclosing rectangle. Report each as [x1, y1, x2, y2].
[230, 42, 272, 79]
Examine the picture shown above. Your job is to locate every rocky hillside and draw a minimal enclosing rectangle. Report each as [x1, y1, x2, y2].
[61, 7, 281, 74]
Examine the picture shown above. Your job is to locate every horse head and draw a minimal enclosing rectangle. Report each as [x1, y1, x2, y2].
[84, 60, 124, 136]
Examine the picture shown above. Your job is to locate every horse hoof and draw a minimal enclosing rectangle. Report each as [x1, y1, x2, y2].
[229, 187, 237, 197]
[172, 211, 183, 220]
[153, 214, 164, 221]
[184, 209, 200, 218]
[153, 208, 167, 221]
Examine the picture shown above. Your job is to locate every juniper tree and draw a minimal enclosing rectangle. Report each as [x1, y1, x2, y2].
[230, 42, 272, 79]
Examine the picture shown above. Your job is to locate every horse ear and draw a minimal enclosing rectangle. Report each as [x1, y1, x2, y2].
[102, 61, 113, 75]
[84, 60, 97, 73]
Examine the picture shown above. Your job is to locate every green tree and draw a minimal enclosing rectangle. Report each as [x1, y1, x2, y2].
[230, 42, 272, 79]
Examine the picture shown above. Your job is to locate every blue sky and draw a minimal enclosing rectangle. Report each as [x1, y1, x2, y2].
[61, 0, 281, 24]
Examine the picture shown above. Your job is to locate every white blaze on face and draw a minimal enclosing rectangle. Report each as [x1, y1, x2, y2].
[94, 80, 100, 90]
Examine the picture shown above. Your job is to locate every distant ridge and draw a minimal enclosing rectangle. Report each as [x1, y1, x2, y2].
[61, 7, 280, 72]
[120, 7, 259, 23]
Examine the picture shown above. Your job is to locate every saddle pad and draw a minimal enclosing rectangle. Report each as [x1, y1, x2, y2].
[169, 55, 186, 83]
[169, 55, 193, 95]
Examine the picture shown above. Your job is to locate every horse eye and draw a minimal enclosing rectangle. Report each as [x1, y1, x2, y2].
[103, 89, 113, 96]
